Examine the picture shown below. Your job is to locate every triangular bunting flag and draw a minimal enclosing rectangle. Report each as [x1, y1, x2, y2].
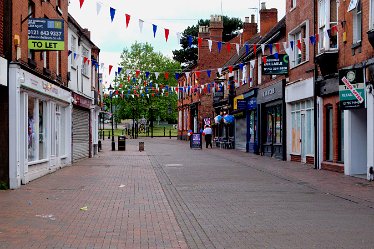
[118, 67, 122, 75]
[297, 39, 302, 51]
[245, 44, 249, 55]
[126, 69, 131, 75]
[79, 0, 84, 8]
[310, 35, 316, 45]
[136, 70, 140, 77]
[164, 72, 169, 80]
[125, 14, 131, 28]
[274, 52, 279, 59]
[152, 24, 157, 38]
[139, 19, 144, 33]
[217, 41, 222, 53]
[327, 29, 331, 38]
[188, 36, 193, 47]
[109, 65, 113, 75]
[110, 7, 116, 22]
[165, 29, 169, 42]
[185, 72, 189, 80]
[208, 40, 212, 52]
[68, 50, 72, 56]
[282, 42, 287, 51]
[290, 40, 294, 50]
[236, 43, 240, 55]
[74, 53, 77, 60]
[155, 72, 159, 79]
[239, 63, 244, 71]
[195, 71, 201, 78]
[228, 66, 233, 73]
[145, 71, 150, 78]
[268, 44, 273, 54]
[83, 57, 88, 64]
[207, 70, 211, 78]
[217, 68, 222, 75]
[262, 57, 267, 64]
[226, 43, 231, 53]
[175, 73, 180, 80]
[176, 32, 181, 44]
[261, 44, 265, 54]
[198, 37, 202, 48]
[275, 43, 280, 53]
[96, 2, 102, 15]
[250, 60, 255, 68]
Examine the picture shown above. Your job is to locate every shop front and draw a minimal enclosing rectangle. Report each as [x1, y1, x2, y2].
[72, 92, 92, 162]
[257, 80, 286, 160]
[285, 77, 315, 164]
[233, 95, 246, 151]
[9, 64, 72, 189]
[316, 76, 344, 172]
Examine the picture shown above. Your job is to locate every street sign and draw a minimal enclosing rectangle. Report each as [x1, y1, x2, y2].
[28, 18, 64, 50]
[263, 54, 289, 75]
[339, 68, 365, 109]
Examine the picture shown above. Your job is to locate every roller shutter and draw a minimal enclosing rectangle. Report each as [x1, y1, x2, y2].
[235, 117, 247, 151]
[72, 108, 89, 162]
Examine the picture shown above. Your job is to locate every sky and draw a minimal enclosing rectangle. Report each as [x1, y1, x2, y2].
[68, 0, 285, 85]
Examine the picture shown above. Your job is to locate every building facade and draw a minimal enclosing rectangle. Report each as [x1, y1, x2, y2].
[8, 0, 71, 188]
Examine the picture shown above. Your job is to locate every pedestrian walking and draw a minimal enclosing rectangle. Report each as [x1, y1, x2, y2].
[203, 125, 213, 148]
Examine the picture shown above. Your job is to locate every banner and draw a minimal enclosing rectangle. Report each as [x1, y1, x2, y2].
[339, 68, 365, 110]
[28, 18, 64, 50]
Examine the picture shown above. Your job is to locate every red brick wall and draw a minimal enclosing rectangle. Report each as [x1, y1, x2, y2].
[337, 0, 374, 68]
[12, 0, 68, 85]
[285, 0, 315, 84]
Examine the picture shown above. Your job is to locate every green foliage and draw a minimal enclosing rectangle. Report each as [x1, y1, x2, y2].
[105, 42, 181, 124]
[172, 17, 243, 68]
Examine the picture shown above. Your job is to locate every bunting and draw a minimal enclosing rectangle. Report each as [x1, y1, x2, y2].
[165, 28, 170, 42]
[110, 7, 115, 22]
[125, 14, 131, 28]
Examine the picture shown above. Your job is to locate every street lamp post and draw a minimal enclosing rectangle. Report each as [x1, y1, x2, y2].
[108, 84, 115, 151]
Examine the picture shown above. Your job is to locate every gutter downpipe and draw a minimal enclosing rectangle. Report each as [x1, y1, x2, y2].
[313, 0, 319, 170]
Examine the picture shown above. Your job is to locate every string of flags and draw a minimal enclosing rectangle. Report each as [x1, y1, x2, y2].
[77, 0, 339, 61]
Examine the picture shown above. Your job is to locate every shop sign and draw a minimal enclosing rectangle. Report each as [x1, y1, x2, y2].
[234, 94, 244, 110]
[72, 92, 91, 109]
[28, 18, 64, 50]
[204, 118, 211, 126]
[263, 54, 289, 75]
[237, 100, 247, 110]
[247, 98, 257, 110]
[190, 133, 202, 149]
[257, 80, 284, 104]
[339, 68, 365, 109]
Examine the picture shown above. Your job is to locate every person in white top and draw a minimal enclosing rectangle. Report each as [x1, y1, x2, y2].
[203, 125, 213, 148]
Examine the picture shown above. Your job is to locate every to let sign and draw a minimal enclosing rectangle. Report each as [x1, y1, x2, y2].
[339, 69, 365, 109]
[28, 18, 64, 50]
[263, 54, 289, 75]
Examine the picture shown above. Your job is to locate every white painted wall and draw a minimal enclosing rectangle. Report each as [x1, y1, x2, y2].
[344, 109, 367, 176]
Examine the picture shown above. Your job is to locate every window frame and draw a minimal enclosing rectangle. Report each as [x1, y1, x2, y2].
[288, 21, 309, 68]
[353, 0, 362, 44]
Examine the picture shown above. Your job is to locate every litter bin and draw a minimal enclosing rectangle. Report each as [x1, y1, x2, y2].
[139, 142, 144, 152]
[118, 136, 126, 151]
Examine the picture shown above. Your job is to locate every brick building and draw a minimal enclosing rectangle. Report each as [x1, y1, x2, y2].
[8, 0, 72, 188]
[0, 0, 11, 187]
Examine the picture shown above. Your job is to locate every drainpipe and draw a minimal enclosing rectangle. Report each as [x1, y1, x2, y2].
[313, 0, 319, 169]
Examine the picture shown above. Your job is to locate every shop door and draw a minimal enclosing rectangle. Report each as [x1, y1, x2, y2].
[50, 104, 60, 168]
[301, 112, 306, 162]
[235, 117, 246, 151]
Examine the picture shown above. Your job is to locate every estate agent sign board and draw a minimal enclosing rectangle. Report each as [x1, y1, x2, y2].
[28, 18, 64, 50]
[263, 54, 289, 75]
[339, 68, 365, 109]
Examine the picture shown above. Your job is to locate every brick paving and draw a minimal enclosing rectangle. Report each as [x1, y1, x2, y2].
[1, 138, 374, 249]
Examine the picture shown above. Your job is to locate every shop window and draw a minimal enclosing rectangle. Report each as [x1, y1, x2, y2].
[60, 107, 66, 156]
[71, 35, 77, 67]
[275, 106, 282, 144]
[82, 46, 89, 77]
[39, 101, 47, 160]
[28, 96, 37, 161]
[249, 110, 256, 143]
[318, 0, 338, 52]
[289, 22, 308, 68]
[326, 105, 333, 161]
[266, 111, 273, 144]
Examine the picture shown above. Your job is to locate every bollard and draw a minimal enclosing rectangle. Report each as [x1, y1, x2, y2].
[103, 130, 105, 140]
[169, 129, 171, 139]
[108, 130, 110, 139]
[164, 127, 166, 136]
[98, 140, 102, 151]
[139, 142, 144, 152]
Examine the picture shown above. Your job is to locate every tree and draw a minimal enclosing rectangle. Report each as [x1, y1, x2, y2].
[172, 16, 243, 69]
[106, 42, 181, 126]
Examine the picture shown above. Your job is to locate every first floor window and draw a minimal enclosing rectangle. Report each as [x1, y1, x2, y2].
[353, 0, 362, 43]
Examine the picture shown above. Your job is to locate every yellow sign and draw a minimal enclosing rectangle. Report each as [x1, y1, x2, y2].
[233, 95, 244, 110]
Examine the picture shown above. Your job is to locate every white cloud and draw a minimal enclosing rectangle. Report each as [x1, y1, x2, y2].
[69, 0, 285, 80]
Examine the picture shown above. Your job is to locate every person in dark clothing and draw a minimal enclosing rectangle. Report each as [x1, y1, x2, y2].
[203, 125, 213, 148]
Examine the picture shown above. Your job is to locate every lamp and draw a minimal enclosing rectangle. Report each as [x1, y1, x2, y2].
[108, 84, 115, 151]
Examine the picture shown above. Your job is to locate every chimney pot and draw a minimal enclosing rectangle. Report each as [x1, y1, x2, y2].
[261, 2, 266, 10]
[245, 17, 250, 23]
[251, 14, 255, 23]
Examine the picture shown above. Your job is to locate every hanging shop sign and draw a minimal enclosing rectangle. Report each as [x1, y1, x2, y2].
[190, 133, 202, 149]
[247, 98, 257, 110]
[28, 18, 64, 50]
[72, 92, 91, 109]
[339, 68, 365, 109]
[262, 54, 289, 75]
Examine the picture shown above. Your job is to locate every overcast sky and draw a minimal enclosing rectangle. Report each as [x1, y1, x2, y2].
[69, 0, 285, 84]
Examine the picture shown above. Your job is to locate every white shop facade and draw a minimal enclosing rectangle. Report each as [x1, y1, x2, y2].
[9, 64, 72, 189]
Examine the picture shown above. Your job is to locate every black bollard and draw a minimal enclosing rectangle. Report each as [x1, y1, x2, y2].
[164, 127, 166, 136]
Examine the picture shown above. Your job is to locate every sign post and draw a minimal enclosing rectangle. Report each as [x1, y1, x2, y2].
[190, 133, 202, 149]
[339, 68, 365, 109]
[28, 18, 64, 51]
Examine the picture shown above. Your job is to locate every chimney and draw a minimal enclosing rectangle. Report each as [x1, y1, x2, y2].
[82, 28, 91, 39]
[242, 14, 258, 42]
[209, 15, 223, 41]
[259, 3, 278, 37]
